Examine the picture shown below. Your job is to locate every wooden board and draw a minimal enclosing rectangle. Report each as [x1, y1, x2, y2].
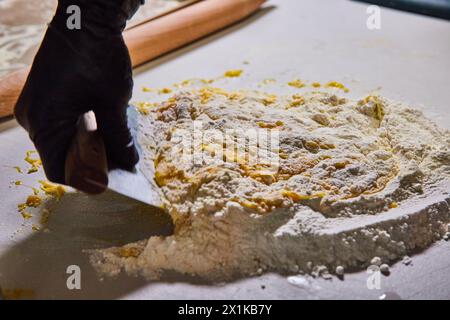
[0, 0, 200, 78]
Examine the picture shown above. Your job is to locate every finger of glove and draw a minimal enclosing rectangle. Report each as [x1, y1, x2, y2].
[95, 104, 139, 172]
[32, 116, 79, 185]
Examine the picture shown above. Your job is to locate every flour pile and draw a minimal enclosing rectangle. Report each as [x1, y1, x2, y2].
[90, 82, 450, 281]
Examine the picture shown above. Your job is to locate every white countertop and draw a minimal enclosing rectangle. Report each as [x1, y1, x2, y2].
[0, 0, 449, 299]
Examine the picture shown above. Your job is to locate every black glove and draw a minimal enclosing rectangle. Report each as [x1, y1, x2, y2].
[14, 0, 144, 185]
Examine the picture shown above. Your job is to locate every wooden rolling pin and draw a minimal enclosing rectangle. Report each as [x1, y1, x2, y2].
[0, 0, 265, 119]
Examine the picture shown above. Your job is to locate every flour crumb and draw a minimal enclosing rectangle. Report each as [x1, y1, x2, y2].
[336, 266, 345, 276]
[402, 256, 413, 266]
[380, 264, 390, 275]
[370, 257, 382, 267]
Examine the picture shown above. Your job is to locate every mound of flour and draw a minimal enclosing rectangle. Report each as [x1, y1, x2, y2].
[90, 87, 450, 281]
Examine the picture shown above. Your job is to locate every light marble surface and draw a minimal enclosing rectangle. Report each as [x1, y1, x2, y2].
[0, 0, 449, 299]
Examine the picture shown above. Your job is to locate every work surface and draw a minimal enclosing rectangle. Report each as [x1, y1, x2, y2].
[0, 0, 449, 299]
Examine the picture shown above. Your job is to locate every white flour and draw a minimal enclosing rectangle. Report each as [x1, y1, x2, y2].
[90, 84, 450, 281]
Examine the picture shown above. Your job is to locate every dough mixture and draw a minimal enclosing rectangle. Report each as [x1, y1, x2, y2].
[90, 80, 450, 281]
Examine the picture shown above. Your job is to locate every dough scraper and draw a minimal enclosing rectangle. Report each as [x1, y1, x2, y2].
[65, 110, 163, 208]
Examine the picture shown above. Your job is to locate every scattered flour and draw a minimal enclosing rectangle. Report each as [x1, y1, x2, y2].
[90, 81, 450, 281]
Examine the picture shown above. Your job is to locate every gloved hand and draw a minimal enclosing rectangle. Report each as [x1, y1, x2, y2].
[14, 0, 144, 185]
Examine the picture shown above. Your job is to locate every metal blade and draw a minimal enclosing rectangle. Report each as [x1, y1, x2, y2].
[106, 106, 163, 208]
[108, 168, 163, 207]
